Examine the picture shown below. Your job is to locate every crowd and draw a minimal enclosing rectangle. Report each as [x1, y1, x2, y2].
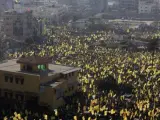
[1, 26, 160, 120]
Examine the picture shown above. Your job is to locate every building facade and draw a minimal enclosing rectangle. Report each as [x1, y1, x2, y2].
[0, 56, 81, 109]
[138, 0, 154, 14]
[33, 5, 68, 25]
[3, 9, 41, 42]
[138, 0, 160, 14]
[119, 0, 138, 11]
[89, 0, 108, 14]
[57, 0, 78, 6]
[0, 0, 14, 16]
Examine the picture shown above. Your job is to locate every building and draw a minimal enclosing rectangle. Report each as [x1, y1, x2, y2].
[89, 0, 108, 14]
[0, 56, 81, 109]
[33, 5, 68, 25]
[138, 0, 155, 14]
[119, 0, 138, 11]
[31, 0, 58, 6]
[0, 0, 14, 16]
[57, 0, 78, 6]
[138, 0, 160, 14]
[68, 19, 89, 30]
[3, 8, 41, 43]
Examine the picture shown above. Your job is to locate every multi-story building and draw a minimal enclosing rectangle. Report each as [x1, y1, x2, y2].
[31, 0, 57, 6]
[3, 9, 41, 42]
[33, 5, 68, 25]
[0, 0, 14, 16]
[119, 0, 138, 11]
[138, 0, 160, 14]
[138, 0, 154, 14]
[57, 0, 78, 6]
[0, 56, 81, 109]
[89, 0, 108, 14]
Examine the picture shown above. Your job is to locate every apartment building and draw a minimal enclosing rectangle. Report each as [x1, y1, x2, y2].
[0, 56, 81, 109]
[119, 0, 138, 11]
[33, 5, 68, 25]
[57, 0, 78, 6]
[138, 0, 154, 14]
[0, 0, 14, 16]
[138, 0, 160, 14]
[3, 8, 42, 42]
[89, 0, 108, 13]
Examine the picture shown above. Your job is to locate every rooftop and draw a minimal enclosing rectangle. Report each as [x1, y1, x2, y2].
[16, 56, 52, 65]
[0, 59, 81, 76]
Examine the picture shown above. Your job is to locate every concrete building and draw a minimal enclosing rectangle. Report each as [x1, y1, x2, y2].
[31, 0, 58, 6]
[0, 56, 80, 109]
[119, 0, 138, 11]
[89, 0, 108, 14]
[0, 0, 14, 16]
[57, 0, 78, 6]
[3, 8, 41, 42]
[68, 19, 89, 30]
[33, 5, 68, 25]
[138, 0, 155, 14]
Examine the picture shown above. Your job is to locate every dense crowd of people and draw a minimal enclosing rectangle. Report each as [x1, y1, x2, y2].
[1, 26, 160, 120]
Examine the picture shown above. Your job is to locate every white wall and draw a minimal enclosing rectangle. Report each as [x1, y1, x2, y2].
[138, 1, 154, 14]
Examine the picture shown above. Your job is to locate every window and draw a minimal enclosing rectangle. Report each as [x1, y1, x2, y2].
[15, 78, 19, 84]
[72, 72, 74, 76]
[68, 87, 71, 91]
[4, 92, 7, 98]
[10, 77, 13, 83]
[5, 76, 8, 82]
[71, 86, 74, 90]
[64, 90, 67, 93]
[63, 74, 67, 79]
[23, 65, 25, 70]
[15, 94, 19, 99]
[40, 86, 45, 93]
[9, 93, 13, 98]
[68, 73, 71, 77]
[20, 95, 24, 101]
[56, 89, 64, 99]
[27, 65, 32, 71]
[13, 20, 23, 36]
[54, 89, 56, 94]
[21, 78, 24, 85]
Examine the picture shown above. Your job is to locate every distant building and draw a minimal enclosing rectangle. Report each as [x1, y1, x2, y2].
[31, 0, 57, 6]
[3, 9, 41, 42]
[0, 56, 81, 109]
[138, 0, 160, 14]
[0, 0, 14, 16]
[68, 19, 89, 30]
[33, 5, 68, 25]
[89, 0, 108, 14]
[57, 0, 78, 6]
[119, 0, 138, 11]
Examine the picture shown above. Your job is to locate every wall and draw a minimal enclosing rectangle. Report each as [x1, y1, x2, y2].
[138, 1, 154, 14]
[0, 70, 40, 93]
[39, 86, 54, 107]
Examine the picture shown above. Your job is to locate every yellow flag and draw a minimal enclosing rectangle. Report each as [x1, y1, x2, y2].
[110, 109, 116, 114]
[74, 116, 77, 120]
[44, 114, 48, 120]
